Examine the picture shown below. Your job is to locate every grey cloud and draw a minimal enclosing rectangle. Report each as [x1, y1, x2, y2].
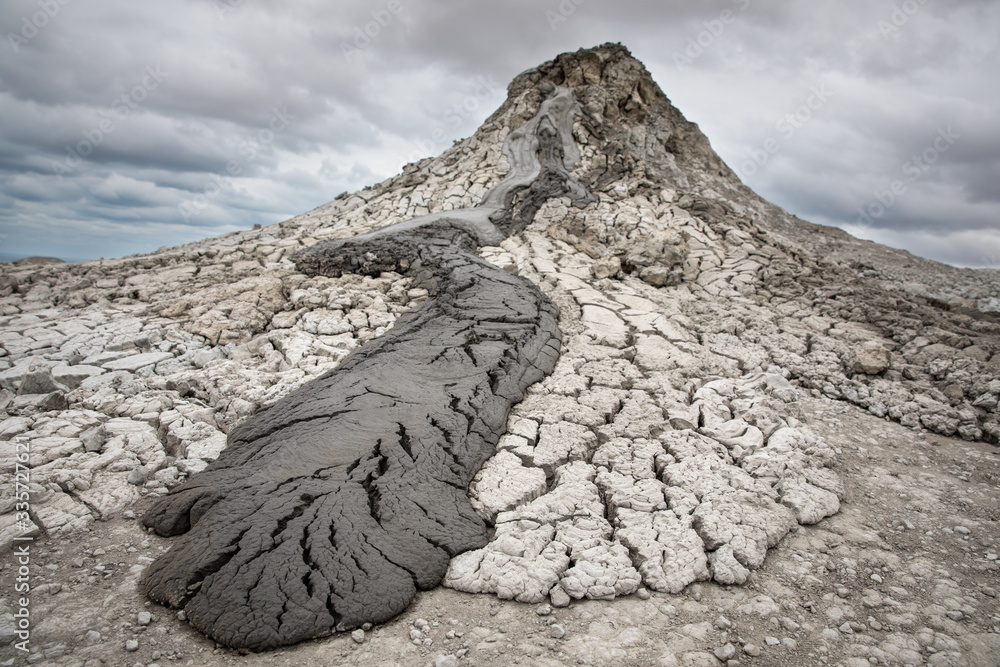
[0, 0, 996, 265]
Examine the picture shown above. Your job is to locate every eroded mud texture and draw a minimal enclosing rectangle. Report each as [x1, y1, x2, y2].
[140, 85, 589, 650]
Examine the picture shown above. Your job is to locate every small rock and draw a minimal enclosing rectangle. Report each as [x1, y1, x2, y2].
[946, 610, 964, 621]
[434, 656, 458, 667]
[765, 636, 780, 646]
[782, 638, 797, 649]
[658, 651, 680, 667]
[743, 644, 761, 657]
[636, 587, 651, 600]
[550, 585, 571, 608]
[137, 611, 152, 626]
[122, 510, 136, 520]
[871, 573, 883, 584]
[17, 360, 62, 395]
[535, 604, 552, 616]
[550, 624, 566, 639]
[125, 639, 139, 652]
[0, 613, 17, 644]
[780, 617, 800, 632]
[844, 341, 890, 375]
[714, 643, 737, 661]
[80, 425, 108, 453]
[177, 611, 187, 621]
[954, 526, 971, 535]
[592, 257, 622, 280]
[84, 630, 101, 644]
[351, 629, 365, 644]
[127, 467, 148, 486]
[714, 616, 732, 631]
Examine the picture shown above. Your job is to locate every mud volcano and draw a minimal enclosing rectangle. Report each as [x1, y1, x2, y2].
[140, 84, 595, 650]
[6, 43, 997, 665]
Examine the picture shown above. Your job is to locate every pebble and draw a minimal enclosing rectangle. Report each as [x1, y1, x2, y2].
[954, 526, 971, 535]
[137, 611, 152, 626]
[714, 643, 737, 661]
[765, 636, 780, 646]
[743, 644, 761, 657]
[780, 617, 800, 632]
[839, 622, 854, 635]
[550, 586, 571, 608]
[636, 587, 651, 600]
[84, 630, 101, 644]
[714, 616, 732, 631]
[535, 604, 552, 616]
[351, 629, 365, 644]
[550, 624, 566, 639]
[871, 573, 883, 584]
[125, 639, 139, 652]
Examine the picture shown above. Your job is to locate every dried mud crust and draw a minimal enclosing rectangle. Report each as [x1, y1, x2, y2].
[141, 231, 561, 649]
[140, 85, 589, 651]
[9, 397, 999, 667]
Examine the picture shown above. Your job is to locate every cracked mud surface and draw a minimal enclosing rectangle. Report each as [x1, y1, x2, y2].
[2, 43, 999, 666]
[140, 84, 590, 650]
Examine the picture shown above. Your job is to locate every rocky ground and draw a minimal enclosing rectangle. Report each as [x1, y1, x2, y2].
[2, 43, 999, 666]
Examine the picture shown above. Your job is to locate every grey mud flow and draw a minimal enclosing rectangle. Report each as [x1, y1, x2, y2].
[140, 84, 593, 650]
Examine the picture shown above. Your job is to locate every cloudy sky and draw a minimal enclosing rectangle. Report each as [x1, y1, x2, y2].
[1, 0, 997, 267]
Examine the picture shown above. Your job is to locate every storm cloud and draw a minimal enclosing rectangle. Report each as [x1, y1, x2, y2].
[1, 0, 997, 266]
